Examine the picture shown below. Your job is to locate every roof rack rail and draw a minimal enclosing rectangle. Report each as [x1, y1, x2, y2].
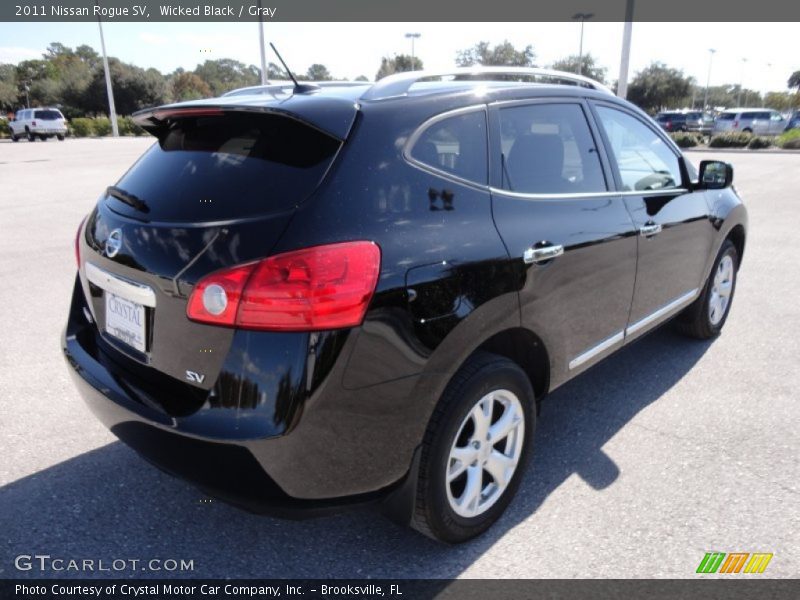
[361, 66, 614, 100]
[221, 81, 368, 98]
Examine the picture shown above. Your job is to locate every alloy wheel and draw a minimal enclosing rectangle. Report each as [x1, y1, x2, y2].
[709, 255, 734, 326]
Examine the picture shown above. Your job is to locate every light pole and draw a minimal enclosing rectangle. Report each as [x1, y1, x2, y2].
[737, 58, 747, 107]
[257, 0, 267, 84]
[95, 1, 118, 137]
[703, 48, 716, 112]
[617, 0, 634, 99]
[405, 32, 421, 68]
[571, 12, 594, 76]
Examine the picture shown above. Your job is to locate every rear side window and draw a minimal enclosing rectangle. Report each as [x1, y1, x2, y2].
[595, 106, 682, 192]
[409, 110, 487, 185]
[110, 112, 341, 222]
[717, 113, 736, 120]
[34, 110, 62, 120]
[498, 103, 607, 194]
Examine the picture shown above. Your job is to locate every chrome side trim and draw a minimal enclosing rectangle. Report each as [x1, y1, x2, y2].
[569, 331, 625, 370]
[489, 187, 688, 201]
[625, 288, 699, 336]
[85, 262, 157, 307]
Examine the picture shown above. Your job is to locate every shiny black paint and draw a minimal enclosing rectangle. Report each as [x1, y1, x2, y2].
[65, 83, 748, 511]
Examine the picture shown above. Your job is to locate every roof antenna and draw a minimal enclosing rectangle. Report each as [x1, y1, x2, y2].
[269, 43, 320, 94]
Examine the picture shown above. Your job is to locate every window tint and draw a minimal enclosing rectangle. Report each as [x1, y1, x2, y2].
[410, 110, 487, 184]
[34, 110, 62, 120]
[717, 112, 736, 121]
[595, 106, 682, 192]
[111, 112, 341, 222]
[498, 103, 607, 194]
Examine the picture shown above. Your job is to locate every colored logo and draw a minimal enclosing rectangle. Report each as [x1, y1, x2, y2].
[697, 552, 773, 574]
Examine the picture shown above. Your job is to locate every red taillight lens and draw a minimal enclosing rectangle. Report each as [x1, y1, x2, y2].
[665, 121, 672, 131]
[31, 120, 37, 126]
[187, 241, 381, 331]
[733, 120, 739, 128]
[75, 217, 86, 268]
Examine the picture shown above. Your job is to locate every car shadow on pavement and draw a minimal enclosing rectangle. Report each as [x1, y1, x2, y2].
[1, 327, 712, 579]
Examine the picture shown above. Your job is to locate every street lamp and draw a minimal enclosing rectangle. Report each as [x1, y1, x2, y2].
[95, 0, 118, 137]
[405, 32, 421, 68]
[617, 0, 635, 99]
[737, 58, 747, 107]
[257, 0, 267, 84]
[703, 48, 716, 112]
[571, 12, 594, 76]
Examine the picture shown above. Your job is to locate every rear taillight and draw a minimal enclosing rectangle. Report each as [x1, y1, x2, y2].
[733, 120, 739, 128]
[665, 121, 672, 131]
[75, 217, 86, 268]
[31, 120, 37, 127]
[187, 241, 381, 331]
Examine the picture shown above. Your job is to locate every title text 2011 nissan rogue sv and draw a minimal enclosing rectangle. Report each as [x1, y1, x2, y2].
[63, 67, 747, 543]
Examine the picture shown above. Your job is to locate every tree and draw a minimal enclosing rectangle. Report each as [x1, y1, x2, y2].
[169, 72, 211, 101]
[627, 62, 692, 113]
[456, 40, 535, 67]
[83, 58, 167, 115]
[354, 75, 369, 82]
[550, 54, 607, 84]
[194, 59, 260, 96]
[306, 64, 332, 81]
[0, 64, 18, 111]
[764, 91, 800, 111]
[788, 70, 800, 91]
[375, 54, 423, 80]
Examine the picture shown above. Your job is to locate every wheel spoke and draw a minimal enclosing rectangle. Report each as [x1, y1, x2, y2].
[488, 403, 521, 444]
[458, 465, 483, 516]
[483, 450, 515, 489]
[448, 446, 476, 481]
[470, 397, 493, 442]
[718, 278, 732, 297]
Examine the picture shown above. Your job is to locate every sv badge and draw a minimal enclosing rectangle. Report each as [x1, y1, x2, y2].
[185, 370, 206, 384]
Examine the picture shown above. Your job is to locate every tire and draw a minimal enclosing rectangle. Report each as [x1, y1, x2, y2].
[675, 239, 738, 339]
[742, 128, 753, 134]
[26, 129, 35, 142]
[410, 352, 535, 543]
[11, 134, 18, 142]
[39, 135, 47, 141]
[57, 134, 65, 141]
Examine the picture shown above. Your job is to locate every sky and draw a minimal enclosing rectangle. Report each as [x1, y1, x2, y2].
[0, 21, 796, 94]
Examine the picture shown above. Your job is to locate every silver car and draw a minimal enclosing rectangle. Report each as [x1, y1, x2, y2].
[713, 109, 786, 135]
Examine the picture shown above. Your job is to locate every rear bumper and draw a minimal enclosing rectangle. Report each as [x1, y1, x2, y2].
[62, 275, 427, 516]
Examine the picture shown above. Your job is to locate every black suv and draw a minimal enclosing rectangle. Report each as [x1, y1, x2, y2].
[63, 68, 747, 543]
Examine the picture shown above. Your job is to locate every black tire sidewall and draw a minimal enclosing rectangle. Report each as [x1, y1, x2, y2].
[422, 359, 534, 543]
[701, 240, 738, 335]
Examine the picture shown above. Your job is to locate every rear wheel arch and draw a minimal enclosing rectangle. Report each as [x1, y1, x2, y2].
[474, 327, 550, 402]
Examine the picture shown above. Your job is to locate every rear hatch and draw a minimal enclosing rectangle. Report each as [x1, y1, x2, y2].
[77, 98, 357, 388]
[33, 109, 66, 132]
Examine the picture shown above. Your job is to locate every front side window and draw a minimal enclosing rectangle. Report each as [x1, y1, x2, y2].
[595, 106, 683, 192]
[498, 103, 607, 194]
[410, 110, 487, 185]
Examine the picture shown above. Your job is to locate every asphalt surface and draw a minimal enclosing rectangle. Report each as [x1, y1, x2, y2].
[0, 138, 798, 579]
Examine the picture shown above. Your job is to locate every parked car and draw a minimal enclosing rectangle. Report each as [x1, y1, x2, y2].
[784, 110, 800, 131]
[8, 107, 67, 141]
[655, 111, 713, 135]
[63, 67, 747, 543]
[713, 108, 786, 135]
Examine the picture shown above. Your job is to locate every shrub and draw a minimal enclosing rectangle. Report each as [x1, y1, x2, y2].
[92, 117, 112, 137]
[670, 132, 701, 148]
[747, 136, 772, 150]
[118, 116, 146, 136]
[776, 129, 800, 149]
[708, 132, 752, 148]
[69, 118, 94, 137]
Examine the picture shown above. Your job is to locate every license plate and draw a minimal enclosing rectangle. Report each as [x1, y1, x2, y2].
[105, 292, 147, 353]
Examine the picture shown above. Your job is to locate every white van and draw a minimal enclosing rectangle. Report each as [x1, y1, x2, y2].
[9, 108, 68, 142]
[713, 108, 786, 136]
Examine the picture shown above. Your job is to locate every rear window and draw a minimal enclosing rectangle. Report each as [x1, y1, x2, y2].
[110, 112, 341, 222]
[34, 110, 63, 120]
[717, 113, 736, 120]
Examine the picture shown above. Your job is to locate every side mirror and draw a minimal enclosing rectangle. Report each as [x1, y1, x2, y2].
[697, 160, 733, 190]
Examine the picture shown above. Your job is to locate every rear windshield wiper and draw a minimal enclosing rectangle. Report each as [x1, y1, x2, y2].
[106, 186, 149, 213]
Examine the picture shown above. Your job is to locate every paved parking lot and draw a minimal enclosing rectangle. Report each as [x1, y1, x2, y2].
[0, 138, 798, 578]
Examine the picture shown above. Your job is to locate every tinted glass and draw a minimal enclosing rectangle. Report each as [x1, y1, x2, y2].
[110, 112, 341, 222]
[685, 112, 702, 120]
[717, 113, 736, 120]
[34, 110, 62, 120]
[498, 103, 607, 194]
[595, 106, 682, 192]
[410, 110, 487, 184]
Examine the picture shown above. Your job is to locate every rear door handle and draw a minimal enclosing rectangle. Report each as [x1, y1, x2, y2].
[523, 244, 564, 264]
[639, 223, 662, 237]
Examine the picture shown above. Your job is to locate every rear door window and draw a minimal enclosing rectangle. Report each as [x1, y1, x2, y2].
[717, 113, 736, 121]
[109, 112, 341, 222]
[498, 103, 608, 194]
[34, 110, 63, 120]
[409, 110, 487, 185]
